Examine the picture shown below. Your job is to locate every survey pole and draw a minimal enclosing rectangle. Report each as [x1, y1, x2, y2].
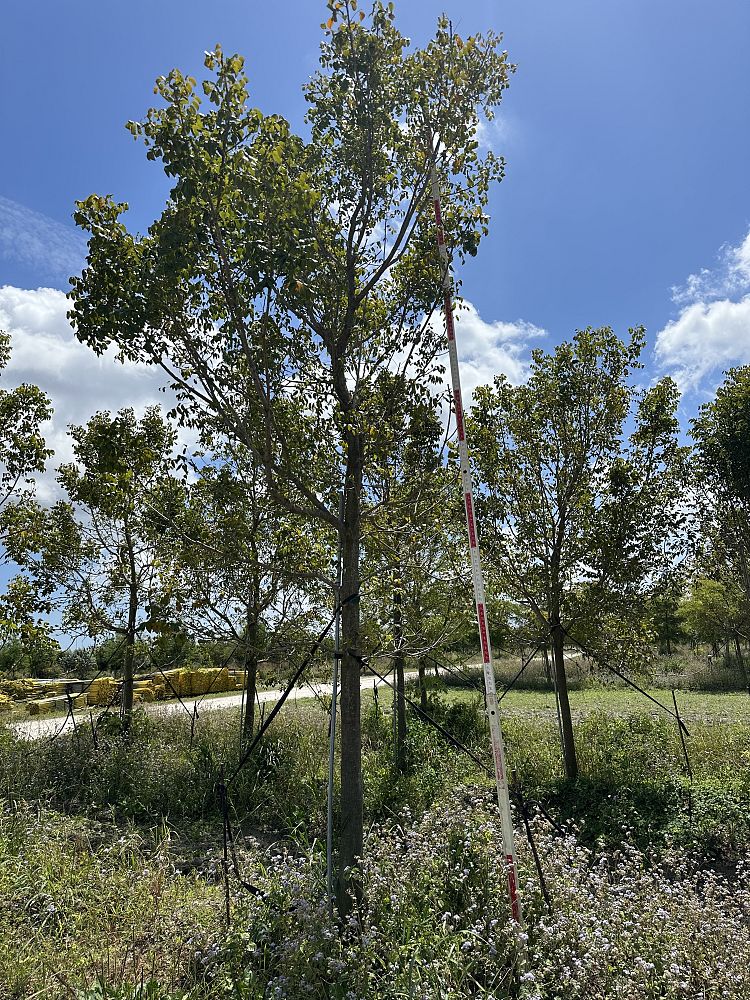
[428, 145, 522, 925]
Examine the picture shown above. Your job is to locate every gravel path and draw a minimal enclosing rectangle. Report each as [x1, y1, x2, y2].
[10, 669, 426, 741]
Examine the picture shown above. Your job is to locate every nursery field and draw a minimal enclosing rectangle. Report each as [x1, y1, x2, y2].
[1, 683, 749, 1000]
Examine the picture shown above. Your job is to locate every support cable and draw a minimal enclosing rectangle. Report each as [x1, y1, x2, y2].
[560, 625, 691, 736]
[227, 593, 359, 786]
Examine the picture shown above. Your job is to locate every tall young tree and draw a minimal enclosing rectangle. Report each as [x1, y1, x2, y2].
[691, 365, 750, 668]
[469, 328, 684, 779]
[68, 2, 513, 900]
[364, 376, 469, 768]
[0, 330, 54, 654]
[5, 407, 178, 717]
[156, 447, 331, 736]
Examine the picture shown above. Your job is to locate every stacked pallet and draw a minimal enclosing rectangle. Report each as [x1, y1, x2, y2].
[86, 676, 120, 707]
[26, 694, 69, 715]
[160, 668, 190, 698]
[186, 667, 230, 696]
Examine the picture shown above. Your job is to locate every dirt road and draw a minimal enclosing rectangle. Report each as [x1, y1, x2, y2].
[10, 669, 426, 740]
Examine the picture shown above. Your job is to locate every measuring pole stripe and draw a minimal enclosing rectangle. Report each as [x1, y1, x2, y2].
[444, 299, 456, 340]
[428, 148, 523, 926]
[464, 492, 478, 546]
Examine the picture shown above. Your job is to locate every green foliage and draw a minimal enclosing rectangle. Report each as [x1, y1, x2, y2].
[689, 366, 750, 663]
[5, 407, 178, 647]
[692, 364, 750, 503]
[0, 805, 218, 998]
[679, 577, 744, 649]
[470, 327, 686, 652]
[0, 330, 52, 515]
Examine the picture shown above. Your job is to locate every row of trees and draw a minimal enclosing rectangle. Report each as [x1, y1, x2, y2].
[1, 0, 747, 907]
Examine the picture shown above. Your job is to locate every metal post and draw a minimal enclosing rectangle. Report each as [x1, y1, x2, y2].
[428, 143, 523, 925]
[326, 491, 345, 914]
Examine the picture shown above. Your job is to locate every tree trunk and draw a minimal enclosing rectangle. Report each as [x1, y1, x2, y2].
[392, 569, 407, 774]
[418, 657, 428, 713]
[551, 622, 578, 780]
[733, 633, 748, 690]
[122, 624, 135, 722]
[122, 524, 137, 726]
[337, 438, 363, 915]
[242, 616, 259, 739]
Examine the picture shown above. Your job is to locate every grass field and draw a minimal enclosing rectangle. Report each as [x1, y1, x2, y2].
[1, 680, 748, 998]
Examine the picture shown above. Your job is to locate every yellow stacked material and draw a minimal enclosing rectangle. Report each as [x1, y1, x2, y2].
[26, 695, 68, 715]
[162, 668, 189, 698]
[73, 693, 88, 709]
[0, 694, 12, 713]
[40, 681, 67, 697]
[151, 683, 166, 700]
[231, 671, 247, 691]
[87, 676, 119, 707]
[136, 686, 155, 702]
[0, 679, 37, 701]
[186, 667, 230, 696]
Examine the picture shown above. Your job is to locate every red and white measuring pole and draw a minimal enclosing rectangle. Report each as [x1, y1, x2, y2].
[428, 149, 523, 926]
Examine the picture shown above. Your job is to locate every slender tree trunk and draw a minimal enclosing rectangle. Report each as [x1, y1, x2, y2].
[551, 622, 578, 780]
[243, 616, 259, 738]
[392, 567, 407, 774]
[733, 633, 748, 689]
[418, 657, 428, 713]
[122, 524, 137, 725]
[122, 623, 135, 722]
[337, 438, 363, 914]
[543, 645, 552, 685]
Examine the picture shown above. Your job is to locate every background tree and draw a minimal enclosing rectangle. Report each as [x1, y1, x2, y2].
[0, 330, 54, 661]
[469, 327, 684, 780]
[678, 577, 745, 672]
[364, 376, 470, 767]
[690, 365, 750, 670]
[155, 445, 331, 737]
[0, 331, 52, 523]
[68, 3, 513, 902]
[5, 407, 178, 718]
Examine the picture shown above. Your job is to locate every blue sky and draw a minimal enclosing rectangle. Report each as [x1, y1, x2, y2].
[1, 0, 749, 477]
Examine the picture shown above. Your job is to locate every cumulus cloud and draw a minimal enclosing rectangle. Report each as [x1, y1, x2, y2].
[0, 285, 176, 501]
[452, 301, 544, 400]
[655, 226, 750, 391]
[0, 198, 86, 285]
[655, 296, 750, 391]
[670, 228, 750, 307]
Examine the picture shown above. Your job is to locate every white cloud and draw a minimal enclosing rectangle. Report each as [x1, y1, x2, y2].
[656, 225, 750, 392]
[655, 295, 750, 392]
[0, 197, 86, 285]
[0, 285, 177, 502]
[453, 301, 544, 401]
[670, 226, 750, 307]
